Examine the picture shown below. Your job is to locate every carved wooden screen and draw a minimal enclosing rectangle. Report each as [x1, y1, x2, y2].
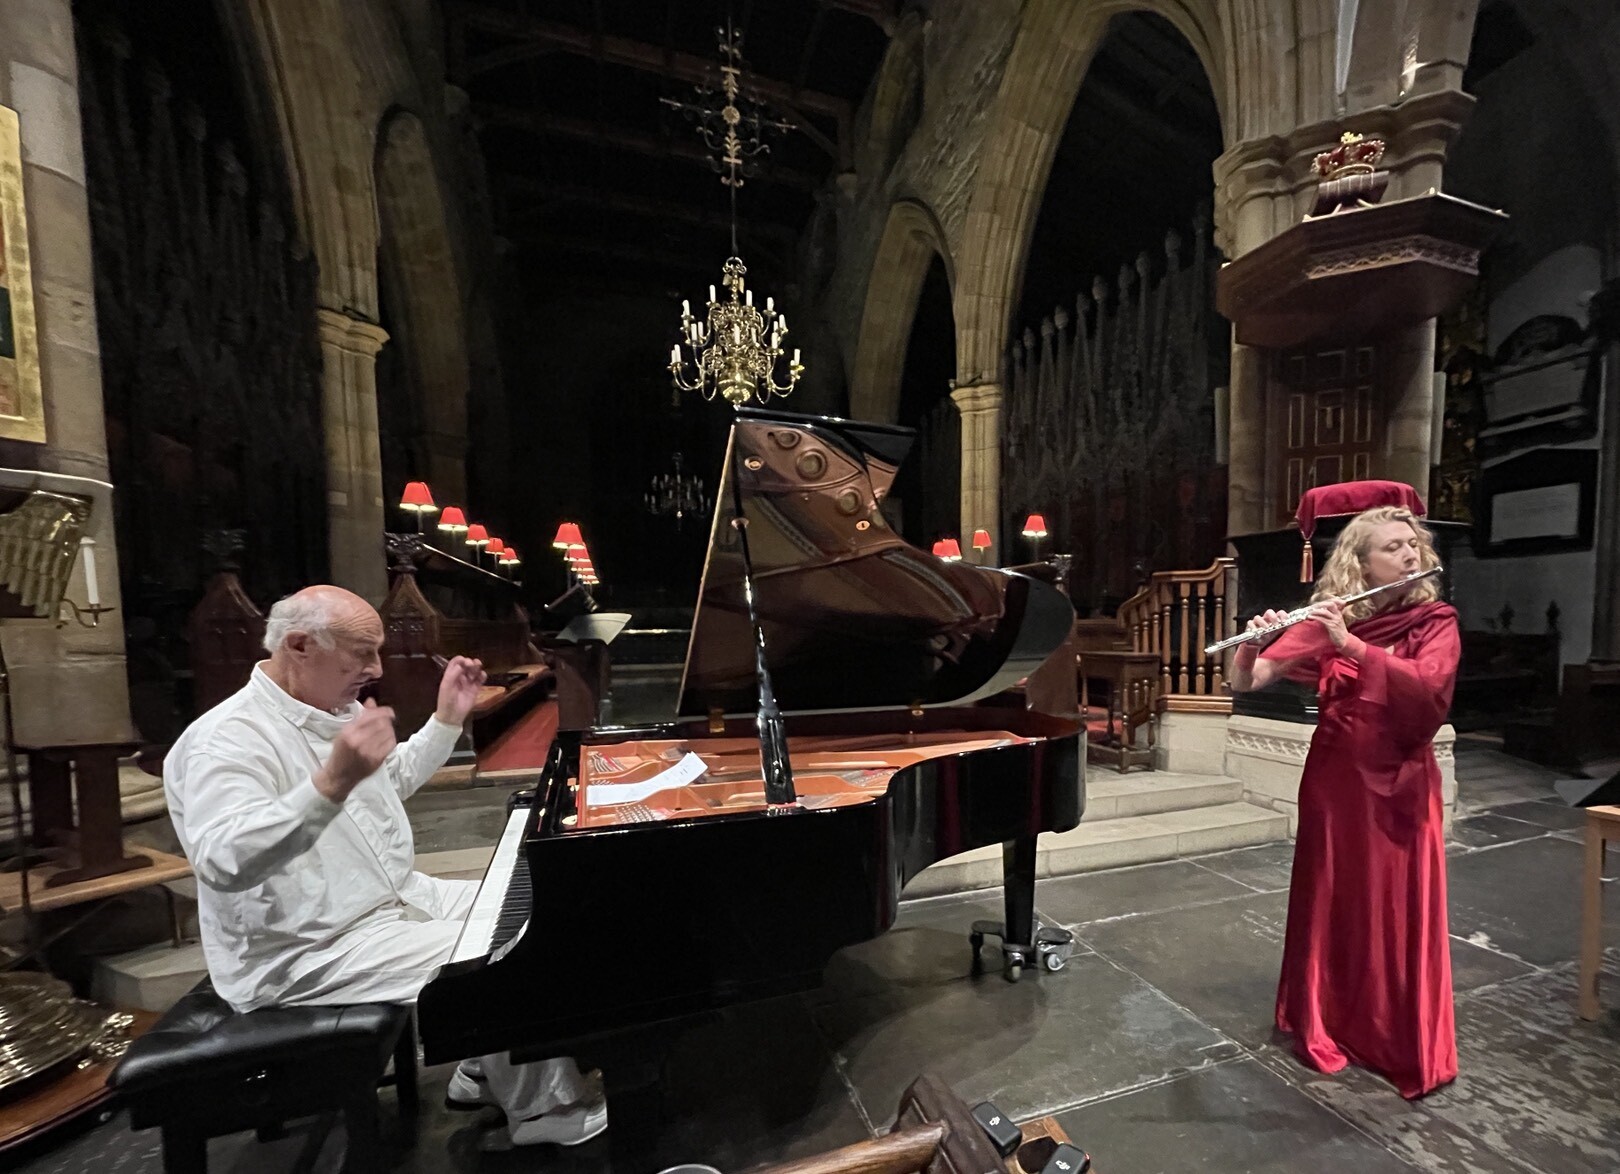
[1272, 345, 1381, 525]
[77, 14, 326, 742]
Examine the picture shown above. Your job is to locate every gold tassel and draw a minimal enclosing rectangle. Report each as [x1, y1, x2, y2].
[1300, 540, 1314, 583]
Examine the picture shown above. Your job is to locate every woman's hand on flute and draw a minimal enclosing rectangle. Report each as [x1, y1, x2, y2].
[1241, 609, 1292, 653]
[1308, 598, 1350, 649]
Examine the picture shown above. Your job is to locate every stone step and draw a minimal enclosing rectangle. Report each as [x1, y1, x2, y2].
[1082, 771, 1242, 820]
[906, 801, 1290, 898]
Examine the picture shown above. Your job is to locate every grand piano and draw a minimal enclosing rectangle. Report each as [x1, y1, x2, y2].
[417, 408, 1084, 1162]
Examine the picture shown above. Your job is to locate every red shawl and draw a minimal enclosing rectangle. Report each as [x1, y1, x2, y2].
[1261, 600, 1460, 748]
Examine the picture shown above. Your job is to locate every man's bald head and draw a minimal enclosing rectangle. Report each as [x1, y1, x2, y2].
[264, 585, 379, 655]
[262, 585, 386, 712]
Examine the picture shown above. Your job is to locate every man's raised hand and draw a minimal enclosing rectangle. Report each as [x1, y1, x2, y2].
[317, 699, 397, 802]
[434, 656, 488, 727]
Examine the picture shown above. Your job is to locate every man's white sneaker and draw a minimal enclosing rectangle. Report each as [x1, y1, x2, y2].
[445, 1067, 494, 1109]
[479, 1097, 609, 1150]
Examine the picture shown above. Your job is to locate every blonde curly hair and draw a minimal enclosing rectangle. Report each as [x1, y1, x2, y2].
[1310, 506, 1442, 622]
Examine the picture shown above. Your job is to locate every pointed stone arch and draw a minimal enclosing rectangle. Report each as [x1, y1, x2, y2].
[849, 199, 954, 424]
[948, 0, 1237, 546]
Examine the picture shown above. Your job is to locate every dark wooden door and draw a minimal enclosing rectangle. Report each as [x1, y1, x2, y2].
[1273, 345, 1382, 525]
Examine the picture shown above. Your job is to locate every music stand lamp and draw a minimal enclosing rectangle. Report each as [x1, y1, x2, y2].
[972, 528, 993, 565]
[1022, 514, 1049, 559]
[437, 505, 468, 553]
[399, 481, 437, 535]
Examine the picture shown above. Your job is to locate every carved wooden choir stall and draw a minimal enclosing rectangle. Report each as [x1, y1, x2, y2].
[377, 536, 557, 756]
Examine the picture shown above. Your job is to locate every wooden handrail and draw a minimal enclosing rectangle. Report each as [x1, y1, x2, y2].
[1118, 558, 1236, 706]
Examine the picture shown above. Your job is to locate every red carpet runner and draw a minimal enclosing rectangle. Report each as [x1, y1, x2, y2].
[474, 699, 560, 773]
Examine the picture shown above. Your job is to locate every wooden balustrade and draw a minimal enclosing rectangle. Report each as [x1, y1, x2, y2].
[1117, 557, 1236, 713]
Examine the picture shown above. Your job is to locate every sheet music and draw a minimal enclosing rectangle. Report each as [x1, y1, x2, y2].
[589, 751, 707, 806]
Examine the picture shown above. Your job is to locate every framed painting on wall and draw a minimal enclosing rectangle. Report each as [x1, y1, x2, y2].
[0, 104, 44, 444]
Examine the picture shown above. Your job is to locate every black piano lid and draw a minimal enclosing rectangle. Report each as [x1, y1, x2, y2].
[676, 407, 1074, 719]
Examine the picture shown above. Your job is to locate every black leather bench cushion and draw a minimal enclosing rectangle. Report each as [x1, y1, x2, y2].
[112, 983, 408, 1094]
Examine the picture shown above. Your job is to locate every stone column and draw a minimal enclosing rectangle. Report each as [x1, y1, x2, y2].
[1226, 344, 1271, 535]
[1382, 320, 1437, 496]
[950, 382, 1003, 563]
[0, 0, 137, 749]
[316, 308, 390, 603]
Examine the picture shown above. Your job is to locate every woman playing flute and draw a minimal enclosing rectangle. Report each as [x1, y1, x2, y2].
[1229, 484, 1460, 1099]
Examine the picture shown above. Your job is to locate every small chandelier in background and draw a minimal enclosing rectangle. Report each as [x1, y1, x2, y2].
[664, 19, 803, 407]
[645, 453, 712, 528]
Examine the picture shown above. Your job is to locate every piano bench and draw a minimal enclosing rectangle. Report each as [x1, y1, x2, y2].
[108, 979, 419, 1174]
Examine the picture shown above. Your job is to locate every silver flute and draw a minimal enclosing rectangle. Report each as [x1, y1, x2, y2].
[1204, 567, 1442, 655]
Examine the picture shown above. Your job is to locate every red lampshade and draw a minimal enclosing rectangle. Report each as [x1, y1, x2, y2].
[400, 481, 437, 512]
[438, 506, 467, 532]
[1021, 513, 1048, 538]
[465, 523, 489, 546]
[485, 537, 505, 556]
[971, 528, 992, 549]
[930, 540, 947, 557]
[552, 521, 583, 549]
[501, 546, 520, 566]
[939, 538, 963, 561]
[565, 543, 587, 563]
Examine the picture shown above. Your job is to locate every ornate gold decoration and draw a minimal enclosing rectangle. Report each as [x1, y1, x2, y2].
[0, 105, 45, 444]
[1313, 131, 1386, 179]
[670, 256, 802, 406]
[0, 972, 134, 1094]
[665, 22, 802, 406]
[0, 490, 92, 616]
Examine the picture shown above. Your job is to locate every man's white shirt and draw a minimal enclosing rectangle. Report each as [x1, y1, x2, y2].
[164, 666, 464, 1010]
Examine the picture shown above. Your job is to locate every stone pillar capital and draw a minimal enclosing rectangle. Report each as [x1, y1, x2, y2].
[316, 307, 389, 357]
[949, 381, 1003, 415]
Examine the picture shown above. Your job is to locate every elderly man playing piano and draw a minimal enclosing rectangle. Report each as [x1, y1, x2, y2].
[164, 585, 607, 1151]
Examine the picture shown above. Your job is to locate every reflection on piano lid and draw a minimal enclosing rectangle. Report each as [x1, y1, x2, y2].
[679, 408, 1074, 717]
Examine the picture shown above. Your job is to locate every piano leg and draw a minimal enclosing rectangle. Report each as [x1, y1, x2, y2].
[1002, 836, 1038, 952]
[967, 836, 1075, 982]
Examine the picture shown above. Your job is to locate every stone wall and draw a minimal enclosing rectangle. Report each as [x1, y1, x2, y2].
[0, 0, 135, 749]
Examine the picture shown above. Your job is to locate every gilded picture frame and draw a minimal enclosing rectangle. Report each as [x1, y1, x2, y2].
[0, 104, 45, 444]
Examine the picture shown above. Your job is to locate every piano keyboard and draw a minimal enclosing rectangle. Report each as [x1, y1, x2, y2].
[449, 807, 532, 964]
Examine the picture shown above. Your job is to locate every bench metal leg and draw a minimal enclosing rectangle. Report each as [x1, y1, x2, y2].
[392, 1016, 420, 1123]
[342, 1094, 382, 1174]
[160, 1124, 208, 1174]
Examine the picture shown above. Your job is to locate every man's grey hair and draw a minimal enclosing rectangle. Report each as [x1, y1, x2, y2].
[263, 593, 339, 654]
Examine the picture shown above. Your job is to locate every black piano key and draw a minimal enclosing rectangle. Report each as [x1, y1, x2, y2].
[491, 849, 531, 951]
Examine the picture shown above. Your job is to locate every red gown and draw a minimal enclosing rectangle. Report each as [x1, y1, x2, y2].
[1260, 600, 1462, 1098]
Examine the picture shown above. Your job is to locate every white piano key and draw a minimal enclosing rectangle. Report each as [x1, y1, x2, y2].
[450, 807, 529, 964]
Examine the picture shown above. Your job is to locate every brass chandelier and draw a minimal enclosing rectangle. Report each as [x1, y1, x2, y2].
[665, 21, 803, 407]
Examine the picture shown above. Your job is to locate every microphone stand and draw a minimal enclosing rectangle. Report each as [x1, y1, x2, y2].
[728, 438, 796, 810]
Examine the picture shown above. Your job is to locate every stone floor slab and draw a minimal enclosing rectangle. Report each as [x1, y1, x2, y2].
[1446, 837, 1590, 967]
[1035, 859, 1256, 928]
[1189, 841, 1298, 893]
[811, 950, 1238, 1127]
[1445, 813, 1556, 854]
[1077, 892, 1288, 1049]
[1052, 1057, 1419, 1174]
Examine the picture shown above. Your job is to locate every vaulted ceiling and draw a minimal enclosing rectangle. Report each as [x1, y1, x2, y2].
[442, 0, 895, 295]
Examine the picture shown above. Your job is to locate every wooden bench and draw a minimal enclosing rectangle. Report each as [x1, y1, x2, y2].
[1579, 804, 1620, 1019]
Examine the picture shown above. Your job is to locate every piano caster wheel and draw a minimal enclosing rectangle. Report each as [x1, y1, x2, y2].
[1035, 927, 1075, 975]
[1005, 961, 1023, 983]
